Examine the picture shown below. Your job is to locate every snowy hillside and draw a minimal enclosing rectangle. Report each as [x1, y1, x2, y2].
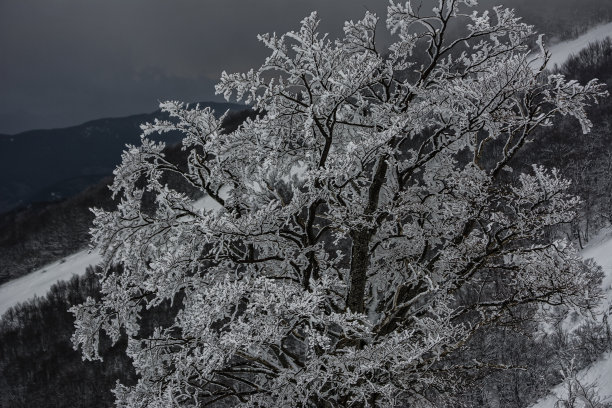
[532, 352, 612, 407]
[547, 21, 612, 68]
[0, 249, 101, 317]
[0, 194, 224, 317]
[531, 230, 612, 407]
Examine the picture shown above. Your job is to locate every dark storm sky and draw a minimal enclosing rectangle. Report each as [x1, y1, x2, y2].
[0, 0, 393, 134]
[0, 0, 609, 134]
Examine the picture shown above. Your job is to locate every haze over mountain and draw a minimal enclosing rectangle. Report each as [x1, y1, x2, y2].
[0, 101, 244, 214]
[1, 0, 610, 135]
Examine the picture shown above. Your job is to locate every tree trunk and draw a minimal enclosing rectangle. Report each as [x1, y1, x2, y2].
[346, 157, 388, 313]
[347, 228, 374, 313]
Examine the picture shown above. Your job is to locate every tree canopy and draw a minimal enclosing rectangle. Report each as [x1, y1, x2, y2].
[72, 1, 607, 406]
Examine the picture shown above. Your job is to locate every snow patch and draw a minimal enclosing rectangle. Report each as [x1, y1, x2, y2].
[547, 22, 612, 69]
[193, 193, 222, 212]
[532, 352, 612, 407]
[0, 193, 227, 319]
[0, 249, 101, 317]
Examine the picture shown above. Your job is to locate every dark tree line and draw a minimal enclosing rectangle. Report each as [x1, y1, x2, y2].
[0, 265, 188, 408]
[0, 268, 136, 408]
[0, 180, 115, 285]
[522, 37, 612, 247]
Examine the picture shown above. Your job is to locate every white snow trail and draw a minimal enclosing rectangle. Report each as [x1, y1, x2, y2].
[0, 249, 102, 317]
[0, 193, 225, 318]
[546, 21, 612, 68]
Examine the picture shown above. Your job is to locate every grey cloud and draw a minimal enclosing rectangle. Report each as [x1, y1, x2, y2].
[1, 0, 610, 134]
[0, 0, 388, 133]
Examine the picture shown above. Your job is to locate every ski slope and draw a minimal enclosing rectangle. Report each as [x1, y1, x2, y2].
[0, 193, 225, 318]
[546, 21, 612, 69]
[0, 249, 101, 317]
[532, 229, 612, 407]
[531, 352, 612, 407]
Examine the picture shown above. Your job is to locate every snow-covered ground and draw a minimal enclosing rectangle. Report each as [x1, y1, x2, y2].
[0, 249, 101, 317]
[583, 230, 612, 315]
[531, 229, 612, 407]
[531, 352, 612, 407]
[0, 193, 225, 318]
[193, 189, 226, 212]
[546, 21, 612, 68]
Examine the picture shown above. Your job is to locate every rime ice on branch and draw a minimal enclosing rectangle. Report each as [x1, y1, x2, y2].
[72, 1, 607, 406]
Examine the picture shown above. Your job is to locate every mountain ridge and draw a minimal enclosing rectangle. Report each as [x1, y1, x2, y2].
[0, 100, 245, 138]
[0, 101, 247, 214]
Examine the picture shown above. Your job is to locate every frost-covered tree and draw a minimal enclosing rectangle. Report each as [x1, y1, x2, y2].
[72, 1, 608, 406]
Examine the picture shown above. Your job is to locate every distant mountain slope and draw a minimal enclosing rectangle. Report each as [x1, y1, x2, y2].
[0, 172, 121, 285]
[0, 108, 257, 285]
[531, 229, 612, 407]
[0, 194, 220, 317]
[0, 101, 245, 214]
[547, 21, 612, 68]
[0, 249, 101, 317]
